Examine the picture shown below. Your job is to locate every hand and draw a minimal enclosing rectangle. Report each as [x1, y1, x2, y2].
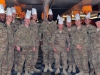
[54, 49, 57, 52]
[76, 44, 82, 50]
[67, 48, 70, 51]
[17, 46, 20, 51]
[33, 47, 36, 52]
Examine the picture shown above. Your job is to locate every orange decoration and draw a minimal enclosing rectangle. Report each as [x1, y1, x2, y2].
[41, 5, 49, 20]
[82, 5, 92, 14]
[14, 6, 22, 17]
[21, 11, 25, 19]
[73, 11, 80, 15]
[0, 0, 6, 8]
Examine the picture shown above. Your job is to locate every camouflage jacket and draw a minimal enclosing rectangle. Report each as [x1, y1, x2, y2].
[39, 20, 57, 43]
[12, 19, 20, 32]
[0, 22, 8, 48]
[5, 23, 14, 47]
[15, 24, 38, 50]
[86, 25, 96, 50]
[51, 29, 70, 50]
[71, 25, 89, 48]
[30, 20, 41, 48]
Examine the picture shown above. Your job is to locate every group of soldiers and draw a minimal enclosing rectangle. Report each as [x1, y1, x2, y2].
[0, 3, 100, 75]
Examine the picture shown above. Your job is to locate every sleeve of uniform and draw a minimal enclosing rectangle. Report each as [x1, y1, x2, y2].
[38, 23, 43, 41]
[14, 28, 22, 47]
[51, 32, 56, 49]
[81, 27, 89, 47]
[66, 32, 70, 48]
[32, 28, 39, 48]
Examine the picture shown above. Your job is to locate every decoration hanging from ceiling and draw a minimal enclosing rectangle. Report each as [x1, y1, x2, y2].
[73, 10, 80, 15]
[20, 11, 25, 19]
[82, 5, 92, 14]
[41, 5, 49, 20]
[0, 0, 6, 8]
[14, 6, 22, 17]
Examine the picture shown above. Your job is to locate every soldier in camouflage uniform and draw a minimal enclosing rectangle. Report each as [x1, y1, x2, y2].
[0, 4, 6, 23]
[51, 17, 70, 75]
[0, 4, 8, 75]
[72, 14, 89, 75]
[29, 8, 40, 73]
[85, 12, 96, 75]
[5, 7, 14, 75]
[91, 18, 100, 75]
[11, 7, 21, 72]
[0, 22, 8, 75]
[39, 9, 57, 72]
[64, 15, 76, 73]
[15, 10, 39, 75]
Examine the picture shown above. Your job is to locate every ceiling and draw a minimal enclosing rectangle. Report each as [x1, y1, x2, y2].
[62, 0, 100, 19]
[5, 0, 82, 20]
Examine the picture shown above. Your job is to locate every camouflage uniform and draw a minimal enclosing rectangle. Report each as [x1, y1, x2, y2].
[29, 21, 40, 71]
[0, 22, 8, 75]
[12, 19, 21, 70]
[71, 25, 89, 74]
[12, 19, 20, 32]
[39, 20, 57, 65]
[91, 28, 100, 75]
[64, 27, 75, 66]
[51, 29, 70, 69]
[5, 23, 14, 75]
[86, 25, 96, 74]
[15, 24, 37, 73]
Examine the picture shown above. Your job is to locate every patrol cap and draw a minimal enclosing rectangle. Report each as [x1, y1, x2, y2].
[94, 18, 100, 22]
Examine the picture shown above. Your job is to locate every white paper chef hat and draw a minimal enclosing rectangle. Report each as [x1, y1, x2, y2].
[25, 10, 31, 19]
[6, 7, 12, 16]
[85, 12, 91, 19]
[57, 14, 60, 20]
[66, 15, 71, 22]
[58, 17, 63, 24]
[11, 7, 16, 13]
[48, 9, 53, 15]
[75, 13, 80, 20]
[32, 8, 37, 15]
[0, 4, 5, 13]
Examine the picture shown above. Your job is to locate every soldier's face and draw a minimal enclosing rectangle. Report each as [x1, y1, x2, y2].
[96, 21, 100, 28]
[32, 14, 37, 21]
[75, 20, 82, 26]
[48, 15, 53, 22]
[24, 18, 30, 26]
[85, 18, 91, 25]
[6, 15, 13, 23]
[58, 24, 63, 30]
[0, 13, 6, 22]
[66, 22, 72, 28]
[12, 13, 17, 19]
